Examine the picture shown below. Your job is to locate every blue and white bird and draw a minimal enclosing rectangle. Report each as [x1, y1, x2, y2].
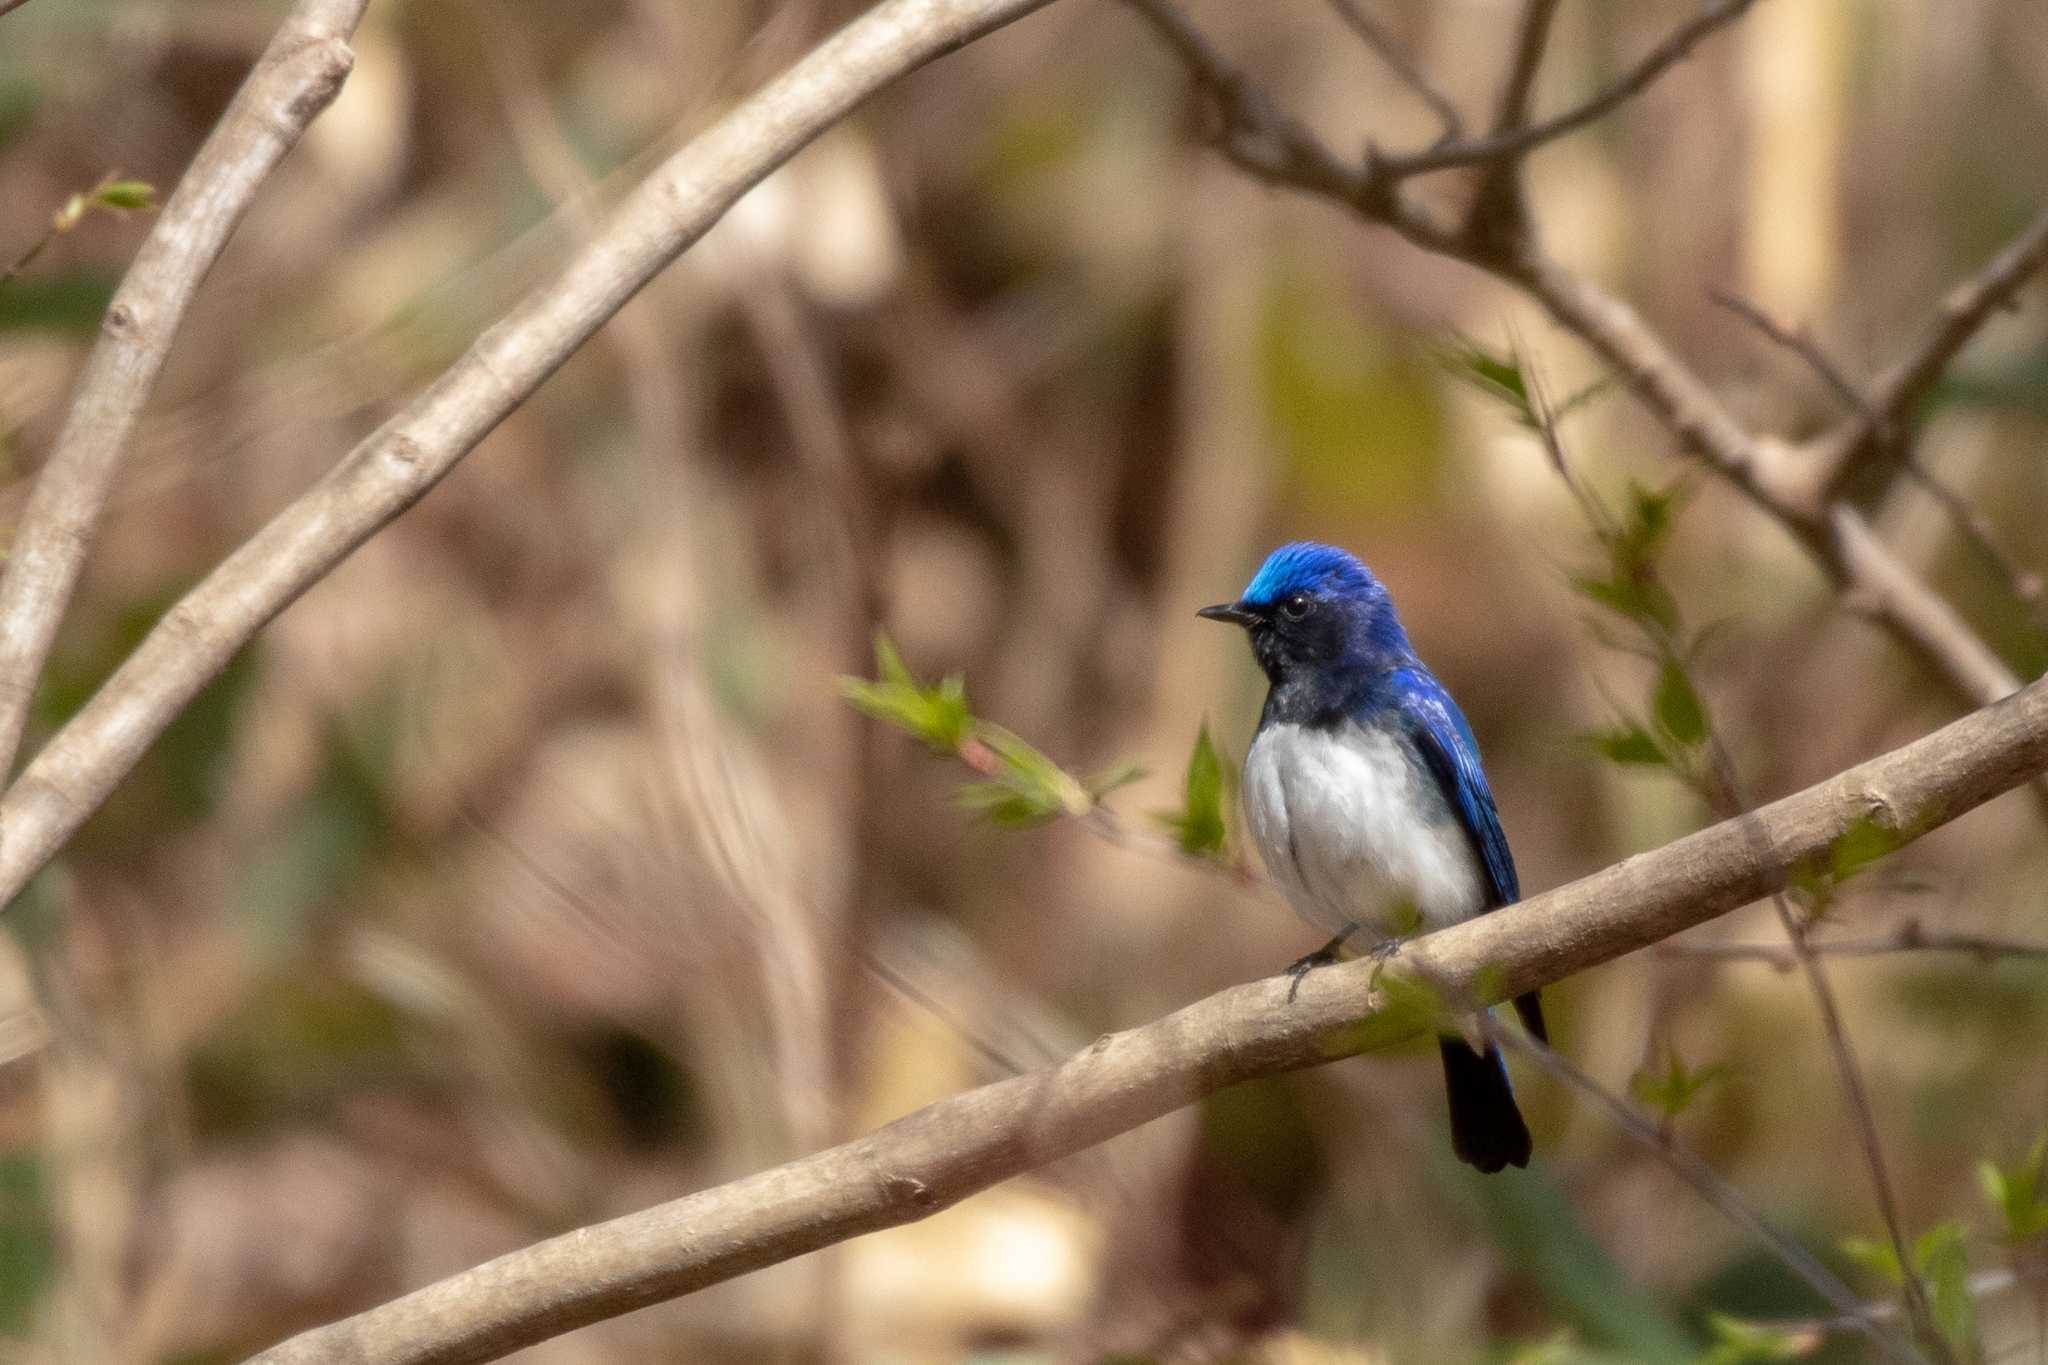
[1200, 541, 1542, 1173]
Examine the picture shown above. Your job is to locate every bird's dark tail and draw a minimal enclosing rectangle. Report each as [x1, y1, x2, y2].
[1439, 1036, 1532, 1173]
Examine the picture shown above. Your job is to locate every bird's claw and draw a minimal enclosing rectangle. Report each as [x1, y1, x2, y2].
[1283, 933, 1354, 1003]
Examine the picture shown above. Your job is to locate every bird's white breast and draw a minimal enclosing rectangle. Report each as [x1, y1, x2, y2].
[1241, 720, 1487, 941]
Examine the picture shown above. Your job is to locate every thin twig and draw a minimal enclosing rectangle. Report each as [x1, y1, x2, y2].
[0, 0, 366, 784]
[1709, 286, 1869, 413]
[1524, 366, 1946, 1357]
[1712, 286, 2047, 625]
[1377, 0, 1761, 178]
[1899, 460, 2048, 623]
[1320, 0, 1462, 139]
[1495, 1025, 1926, 1364]
[1662, 921, 2048, 969]
[1810, 204, 2048, 496]
[1126, 0, 2025, 727]
[243, 676, 2048, 1365]
[0, 0, 1066, 914]
[1485, 0, 1562, 139]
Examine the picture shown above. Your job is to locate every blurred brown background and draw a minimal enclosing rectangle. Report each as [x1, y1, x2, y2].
[2, 0, 2047, 1360]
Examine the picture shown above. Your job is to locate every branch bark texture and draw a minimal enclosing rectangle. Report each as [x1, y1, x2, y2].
[0, 0, 369, 779]
[249, 672, 2048, 1365]
[0, 0, 1061, 908]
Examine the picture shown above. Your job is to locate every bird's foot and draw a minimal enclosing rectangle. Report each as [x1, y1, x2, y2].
[1367, 935, 1411, 963]
[1284, 932, 1355, 1003]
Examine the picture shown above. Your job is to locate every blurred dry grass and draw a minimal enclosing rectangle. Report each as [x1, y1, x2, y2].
[2, 0, 2047, 1360]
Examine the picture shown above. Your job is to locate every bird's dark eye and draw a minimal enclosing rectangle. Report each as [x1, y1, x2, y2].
[1280, 592, 1313, 621]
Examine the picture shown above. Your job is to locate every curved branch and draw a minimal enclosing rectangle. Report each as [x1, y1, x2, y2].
[0, 0, 369, 779]
[0, 0, 1063, 911]
[243, 673, 2048, 1365]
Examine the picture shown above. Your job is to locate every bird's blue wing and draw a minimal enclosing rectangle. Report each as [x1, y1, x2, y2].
[1388, 668, 1518, 908]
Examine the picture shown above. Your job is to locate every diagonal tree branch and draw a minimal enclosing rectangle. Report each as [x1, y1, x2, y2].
[1714, 285, 2048, 627]
[0, 0, 368, 781]
[1807, 204, 2048, 498]
[0, 0, 1065, 913]
[1125, 0, 2032, 722]
[244, 672, 2048, 1365]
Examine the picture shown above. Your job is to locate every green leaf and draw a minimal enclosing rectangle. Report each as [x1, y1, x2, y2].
[1914, 1220, 1978, 1356]
[1085, 758, 1147, 801]
[1439, 338, 1534, 421]
[1829, 815, 1900, 882]
[1653, 662, 1709, 748]
[1700, 1312, 1815, 1364]
[1583, 725, 1669, 767]
[1836, 1234, 1903, 1286]
[954, 724, 1090, 827]
[1572, 572, 1680, 632]
[90, 179, 156, 210]
[954, 780, 1065, 827]
[1370, 968, 1460, 1037]
[1628, 1049, 1731, 1121]
[1157, 722, 1228, 857]
[1613, 482, 1681, 571]
[1978, 1135, 2048, 1242]
[837, 633, 972, 753]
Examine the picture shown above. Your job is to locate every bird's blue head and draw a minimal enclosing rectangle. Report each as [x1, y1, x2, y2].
[1198, 541, 1413, 689]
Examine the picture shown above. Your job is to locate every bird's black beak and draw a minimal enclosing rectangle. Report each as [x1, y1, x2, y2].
[1197, 601, 1259, 627]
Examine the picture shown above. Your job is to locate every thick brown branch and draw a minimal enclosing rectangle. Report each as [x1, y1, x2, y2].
[247, 673, 2048, 1365]
[0, 0, 368, 780]
[0, 0, 1063, 913]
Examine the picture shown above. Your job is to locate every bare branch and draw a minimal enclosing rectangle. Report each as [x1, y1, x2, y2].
[1810, 204, 2048, 495]
[1129, 0, 2034, 763]
[1378, 0, 1760, 178]
[1663, 920, 2048, 969]
[1485, 0, 1562, 140]
[0, 0, 1063, 913]
[1499, 1028, 1922, 1363]
[1320, 0, 1462, 140]
[245, 673, 2048, 1365]
[1709, 286, 1870, 414]
[1713, 287, 2048, 632]
[1829, 504, 2022, 705]
[1899, 461, 2048, 621]
[0, 0, 368, 780]
[1528, 365, 1941, 1354]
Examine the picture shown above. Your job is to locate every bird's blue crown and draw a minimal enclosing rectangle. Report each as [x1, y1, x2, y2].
[1240, 541, 1382, 606]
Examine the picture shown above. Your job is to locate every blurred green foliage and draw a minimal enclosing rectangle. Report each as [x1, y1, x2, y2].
[1157, 721, 1226, 858]
[0, 1154, 50, 1340]
[1260, 261, 1444, 512]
